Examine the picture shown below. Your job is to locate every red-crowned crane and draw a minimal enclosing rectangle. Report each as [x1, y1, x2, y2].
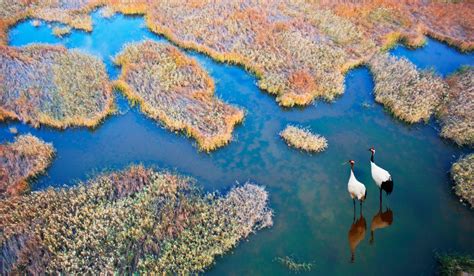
[369, 147, 393, 203]
[348, 160, 367, 216]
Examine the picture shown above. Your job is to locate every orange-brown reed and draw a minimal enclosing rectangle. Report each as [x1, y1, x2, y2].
[0, 134, 55, 198]
[114, 40, 244, 151]
[0, 165, 273, 274]
[0, 44, 113, 129]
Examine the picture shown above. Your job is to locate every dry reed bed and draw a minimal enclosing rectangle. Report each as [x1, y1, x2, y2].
[114, 41, 244, 151]
[0, 1, 472, 106]
[367, 53, 448, 123]
[106, 0, 471, 106]
[0, 165, 273, 274]
[0, 134, 55, 198]
[52, 26, 72, 37]
[328, 1, 474, 51]
[0, 0, 96, 44]
[140, 1, 375, 107]
[0, 44, 113, 128]
[280, 125, 328, 153]
[439, 67, 474, 146]
[451, 154, 474, 208]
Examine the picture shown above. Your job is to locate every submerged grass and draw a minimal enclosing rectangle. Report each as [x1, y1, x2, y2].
[439, 67, 474, 146]
[0, 134, 55, 198]
[0, 165, 273, 274]
[0, 44, 113, 129]
[436, 253, 474, 275]
[276, 256, 314, 273]
[451, 154, 474, 208]
[114, 40, 244, 151]
[280, 125, 327, 153]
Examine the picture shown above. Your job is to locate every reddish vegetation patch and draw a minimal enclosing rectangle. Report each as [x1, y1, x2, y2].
[0, 165, 272, 274]
[0, 134, 55, 198]
[330, 1, 474, 50]
[114, 41, 244, 151]
[1, 1, 471, 107]
[0, 44, 113, 128]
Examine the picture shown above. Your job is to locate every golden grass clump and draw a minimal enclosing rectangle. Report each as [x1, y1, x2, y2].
[280, 125, 328, 153]
[451, 154, 474, 208]
[0, 44, 113, 128]
[0, 165, 273, 274]
[0, 134, 55, 198]
[114, 40, 244, 151]
[368, 53, 447, 123]
[438, 67, 474, 146]
[52, 26, 72, 37]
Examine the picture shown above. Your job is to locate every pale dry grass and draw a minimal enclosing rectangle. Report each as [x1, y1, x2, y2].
[0, 165, 273, 274]
[0, 1, 471, 106]
[0, 134, 55, 198]
[114, 41, 244, 151]
[0, 44, 113, 128]
[439, 67, 474, 146]
[368, 53, 448, 123]
[451, 154, 474, 207]
[280, 125, 328, 153]
[52, 26, 72, 37]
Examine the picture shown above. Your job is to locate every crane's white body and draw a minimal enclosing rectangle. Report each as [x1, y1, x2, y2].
[370, 161, 391, 187]
[348, 169, 366, 201]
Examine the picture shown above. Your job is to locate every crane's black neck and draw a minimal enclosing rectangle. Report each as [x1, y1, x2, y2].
[371, 152, 374, 162]
[350, 163, 354, 171]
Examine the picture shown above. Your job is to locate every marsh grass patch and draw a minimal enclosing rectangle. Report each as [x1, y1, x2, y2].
[114, 40, 244, 152]
[0, 165, 273, 274]
[0, 134, 55, 198]
[367, 53, 448, 124]
[280, 125, 328, 153]
[436, 253, 474, 276]
[451, 154, 474, 208]
[438, 67, 474, 146]
[0, 44, 113, 128]
[275, 255, 314, 273]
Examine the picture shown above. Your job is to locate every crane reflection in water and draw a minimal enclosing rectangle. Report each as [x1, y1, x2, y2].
[348, 206, 394, 263]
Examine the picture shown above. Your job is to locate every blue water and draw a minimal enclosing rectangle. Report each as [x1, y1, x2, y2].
[4, 10, 474, 275]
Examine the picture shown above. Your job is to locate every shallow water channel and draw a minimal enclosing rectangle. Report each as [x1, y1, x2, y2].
[4, 10, 474, 275]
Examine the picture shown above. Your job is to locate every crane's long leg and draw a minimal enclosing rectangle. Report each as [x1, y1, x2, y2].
[360, 200, 363, 216]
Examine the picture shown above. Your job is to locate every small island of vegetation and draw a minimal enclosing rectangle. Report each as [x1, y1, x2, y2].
[280, 125, 328, 153]
[0, 134, 55, 198]
[114, 41, 244, 151]
[451, 154, 474, 208]
[0, 165, 272, 274]
[439, 67, 474, 146]
[0, 45, 113, 128]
